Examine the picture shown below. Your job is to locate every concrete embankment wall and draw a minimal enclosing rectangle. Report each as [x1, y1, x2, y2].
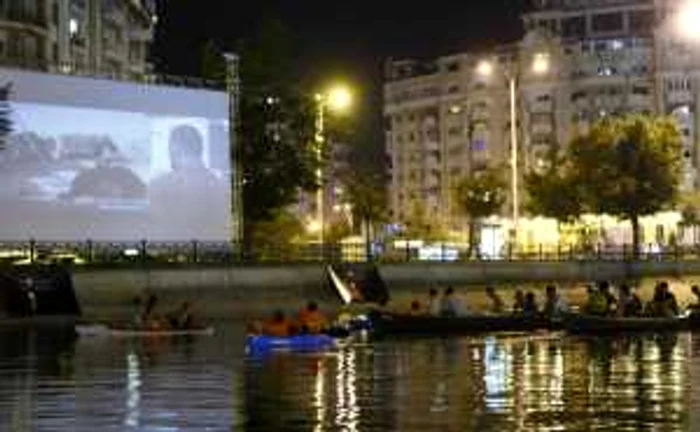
[72, 260, 700, 319]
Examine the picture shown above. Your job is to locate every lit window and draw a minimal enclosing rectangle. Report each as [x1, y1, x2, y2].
[69, 18, 79, 36]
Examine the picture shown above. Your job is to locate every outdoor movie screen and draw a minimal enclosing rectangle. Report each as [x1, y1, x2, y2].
[0, 68, 232, 242]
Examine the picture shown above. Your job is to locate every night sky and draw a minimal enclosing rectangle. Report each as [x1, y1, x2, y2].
[153, 0, 527, 165]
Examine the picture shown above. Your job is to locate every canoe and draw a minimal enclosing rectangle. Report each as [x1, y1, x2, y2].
[245, 334, 337, 354]
[370, 312, 559, 335]
[562, 313, 695, 333]
[76, 324, 215, 337]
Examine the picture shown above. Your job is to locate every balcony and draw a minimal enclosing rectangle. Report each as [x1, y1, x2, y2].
[0, 8, 48, 28]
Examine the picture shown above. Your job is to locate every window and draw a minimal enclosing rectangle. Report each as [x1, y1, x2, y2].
[447, 84, 460, 94]
[571, 90, 587, 101]
[632, 86, 649, 95]
[630, 10, 654, 34]
[562, 16, 585, 38]
[597, 66, 616, 76]
[536, 94, 551, 103]
[446, 61, 460, 72]
[448, 126, 461, 137]
[592, 13, 623, 33]
[472, 140, 486, 151]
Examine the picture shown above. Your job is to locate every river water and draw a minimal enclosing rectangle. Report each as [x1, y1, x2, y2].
[1, 322, 700, 431]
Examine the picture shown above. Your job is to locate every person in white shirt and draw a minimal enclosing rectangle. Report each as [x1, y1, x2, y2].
[427, 288, 441, 316]
[439, 287, 469, 317]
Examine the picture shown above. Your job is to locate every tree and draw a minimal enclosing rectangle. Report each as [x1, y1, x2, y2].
[535, 114, 683, 258]
[249, 210, 305, 261]
[525, 151, 584, 225]
[199, 40, 226, 84]
[403, 200, 449, 241]
[454, 167, 507, 257]
[200, 20, 318, 259]
[341, 167, 387, 259]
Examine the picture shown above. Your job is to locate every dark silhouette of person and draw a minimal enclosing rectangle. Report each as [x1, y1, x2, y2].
[63, 135, 146, 200]
[148, 124, 228, 241]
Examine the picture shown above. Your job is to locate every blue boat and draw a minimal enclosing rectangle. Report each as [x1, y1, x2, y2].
[245, 334, 337, 354]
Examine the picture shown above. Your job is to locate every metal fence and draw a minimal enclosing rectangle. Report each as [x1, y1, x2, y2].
[1, 239, 700, 267]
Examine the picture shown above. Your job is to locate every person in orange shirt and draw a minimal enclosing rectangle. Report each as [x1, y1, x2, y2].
[298, 301, 328, 334]
[263, 310, 294, 337]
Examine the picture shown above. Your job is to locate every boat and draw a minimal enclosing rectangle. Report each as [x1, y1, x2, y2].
[370, 311, 560, 335]
[245, 334, 338, 354]
[562, 312, 697, 333]
[75, 324, 215, 338]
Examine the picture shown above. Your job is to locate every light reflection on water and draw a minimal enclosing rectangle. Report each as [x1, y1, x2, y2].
[0, 324, 698, 431]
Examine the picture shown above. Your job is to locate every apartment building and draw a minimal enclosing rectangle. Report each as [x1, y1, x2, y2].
[0, 0, 154, 79]
[384, 0, 700, 232]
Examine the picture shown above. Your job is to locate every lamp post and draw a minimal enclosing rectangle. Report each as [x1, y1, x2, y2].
[476, 53, 550, 247]
[314, 85, 353, 260]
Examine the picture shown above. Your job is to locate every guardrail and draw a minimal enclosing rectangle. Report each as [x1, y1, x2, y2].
[0, 239, 698, 267]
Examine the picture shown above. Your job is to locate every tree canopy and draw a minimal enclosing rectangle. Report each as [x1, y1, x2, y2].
[454, 166, 507, 256]
[525, 114, 683, 256]
[454, 167, 507, 221]
[525, 151, 584, 224]
[199, 20, 318, 257]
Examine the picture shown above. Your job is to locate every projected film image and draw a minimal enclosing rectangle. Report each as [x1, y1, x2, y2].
[0, 69, 231, 242]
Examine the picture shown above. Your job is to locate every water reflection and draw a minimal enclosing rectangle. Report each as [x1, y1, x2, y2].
[0, 325, 698, 430]
[243, 333, 695, 431]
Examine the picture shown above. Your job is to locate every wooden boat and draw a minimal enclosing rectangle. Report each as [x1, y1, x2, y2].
[370, 311, 560, 335]
[75, 324, 215, 338]
[562, 313, 697, 333]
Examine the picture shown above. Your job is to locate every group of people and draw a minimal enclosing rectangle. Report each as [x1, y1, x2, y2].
[251, 301, 329, 337]
[406, 280, 699, 319]
[409, 284, 569, 318]
[132, 294, 195, 330]
[584, 280, 685, 318]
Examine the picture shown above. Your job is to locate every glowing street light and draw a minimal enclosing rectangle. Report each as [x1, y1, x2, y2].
[675, 0, 700, 40]
[474, 53, 550, 246]
[315, 84, 354, 259]
[477, 60, 494, 78]
[327, 86, 353, 113]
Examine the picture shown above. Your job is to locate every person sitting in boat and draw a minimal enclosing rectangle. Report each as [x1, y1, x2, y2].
[349, 280, 365, 303]
[298, 301, 328, 334]
[141, 294, 165, 330]
[512, 289, 525, 314]
[409, 300, 422, 316]
[263, 310, 295, 337]
[522, 292, 539, 317]
[427, 288, 441, 316]
[130, 296, 143, 328]
[646, 282, 680, 318]
[485, 286, 505, 314]
[167, 301, 194, 330]
[440, 287, 469, 317]
[617, 284, 643, 317]
[542, 285, 568, 318]
[585, 281, 615, 316]
[690, 285, 700, 310]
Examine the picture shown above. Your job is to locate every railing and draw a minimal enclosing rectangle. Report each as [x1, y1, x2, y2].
[0, 57, 224, 91]
[1, 239, 699, 267]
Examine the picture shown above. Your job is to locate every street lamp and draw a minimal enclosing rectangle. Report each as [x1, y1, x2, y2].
[476, 53, 550, 246]
[674, 0, 700, 40]
[315, 84, 353, 258]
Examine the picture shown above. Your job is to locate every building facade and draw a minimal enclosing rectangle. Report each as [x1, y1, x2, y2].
[384, 0, 700, 236]
[0, 0, 154, 79]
